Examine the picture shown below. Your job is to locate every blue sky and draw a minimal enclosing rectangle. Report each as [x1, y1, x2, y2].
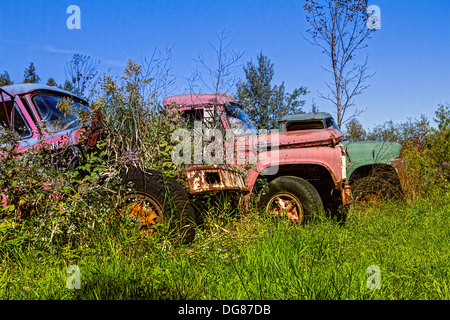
[0, 0, 449, 130]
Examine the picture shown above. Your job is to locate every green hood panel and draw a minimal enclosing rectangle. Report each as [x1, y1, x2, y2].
[344, 141, 402, 164]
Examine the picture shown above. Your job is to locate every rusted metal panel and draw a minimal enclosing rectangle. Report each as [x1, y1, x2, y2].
[341, 183, 353, 205]
[185, 165, 249, 194]
[391, 157, 407, 191]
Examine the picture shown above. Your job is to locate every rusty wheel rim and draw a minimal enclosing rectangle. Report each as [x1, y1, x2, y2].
[266, 192, 304, 222]
[121, 194, 163, 235]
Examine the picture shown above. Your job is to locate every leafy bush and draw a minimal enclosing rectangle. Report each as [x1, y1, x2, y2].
[0, 133, 126, 253]
[345, 115, 431, 151]
[402, 104, 450, 200]
[90, 60, 183, 179]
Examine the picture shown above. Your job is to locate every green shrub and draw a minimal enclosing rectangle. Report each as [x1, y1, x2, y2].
[402, 103, 450, 201]
[90, 59, 183, 179]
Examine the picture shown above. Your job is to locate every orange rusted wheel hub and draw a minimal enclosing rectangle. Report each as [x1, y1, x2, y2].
[121, 194, 162, 235]
[266, 192, 304, 223]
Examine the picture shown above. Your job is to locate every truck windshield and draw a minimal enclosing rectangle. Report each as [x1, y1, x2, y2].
[287, 120, 324, 131]
[32, 94, 89, 133]
[286, 117, 343, 134]
[225, 105, 259, 136]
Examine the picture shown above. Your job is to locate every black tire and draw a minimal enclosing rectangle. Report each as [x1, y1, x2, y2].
[119, 167, 197, 243]
[258, 176, 324, 224]
[351, 175, 402, 204]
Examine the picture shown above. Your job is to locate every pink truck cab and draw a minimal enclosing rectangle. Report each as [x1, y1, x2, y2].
[164, 94, 352, 222]
[0, 84, 100, 159]
[1, 84, 101, 214]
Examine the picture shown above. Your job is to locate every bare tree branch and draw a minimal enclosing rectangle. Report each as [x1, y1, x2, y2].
[304, 0, 376, 126]
[187, 30, 243, 95]
[141, 44, 176, 104]
[64, 54, 99, 100]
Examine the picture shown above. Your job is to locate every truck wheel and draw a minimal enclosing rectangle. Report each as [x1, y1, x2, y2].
[258, 176, 324, 224]
[351, 176, 402, 204]
[119, 168, 197, 243]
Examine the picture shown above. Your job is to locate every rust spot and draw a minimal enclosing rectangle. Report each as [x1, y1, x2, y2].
[341, 183, 353, 205]
[85, 109, 103, 149]
[185, 165, 249, 194]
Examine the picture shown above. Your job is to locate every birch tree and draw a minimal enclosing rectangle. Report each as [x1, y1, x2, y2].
[304, 0, 376, 127]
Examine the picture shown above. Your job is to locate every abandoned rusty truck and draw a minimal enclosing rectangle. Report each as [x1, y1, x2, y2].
[1, 86, 379, 243]
[0, 84, 196, 242]
[163, 94, 353, 223]
[278, 112, 407, 203]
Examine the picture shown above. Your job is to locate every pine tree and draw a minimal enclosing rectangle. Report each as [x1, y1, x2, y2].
[0, 70, 13, 86]
[236, 52, 307, 130]
[23, 62, 41, 84]
[46, 78, 57, 87]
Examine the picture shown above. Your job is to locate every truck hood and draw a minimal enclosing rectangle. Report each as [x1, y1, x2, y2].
[257, 128, 343, 149]
[343, 140, 402, 163]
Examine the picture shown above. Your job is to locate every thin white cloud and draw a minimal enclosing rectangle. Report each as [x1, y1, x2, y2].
[1, 37, 127, 72]
[41, 44, 78, 55]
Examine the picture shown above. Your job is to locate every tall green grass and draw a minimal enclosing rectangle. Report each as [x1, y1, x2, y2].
[1, 196, 449, 300]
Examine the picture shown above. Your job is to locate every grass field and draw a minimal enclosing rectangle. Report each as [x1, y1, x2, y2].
[1, 197, 449, 300]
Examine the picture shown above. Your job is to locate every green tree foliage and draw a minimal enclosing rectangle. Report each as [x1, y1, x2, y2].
[345, 115, 431, 149]
[0, 71, 13, 86]
[46, 78, 57, 87]
[345, 118, 367, 142]
[401, 104, 450, 198]
[23, 62, 41, 84]
[236, 52, 308, 130]
[62, 80, 76, 93]
[427, 104, 450, 166]
[366, 115, 430, 151]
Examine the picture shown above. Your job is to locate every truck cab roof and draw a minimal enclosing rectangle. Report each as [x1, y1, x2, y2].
[1, 83, 78, 99]
[279, 112, 341, 133]
[279, 112, 333, 122]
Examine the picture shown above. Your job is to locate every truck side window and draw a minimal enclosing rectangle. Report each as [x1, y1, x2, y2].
[181, 109, 203, 129]
[12, 105, 32, 139]
[21, 97, 37, 125]
[0, 100, 13, 130]
[0, 101, 32, 139]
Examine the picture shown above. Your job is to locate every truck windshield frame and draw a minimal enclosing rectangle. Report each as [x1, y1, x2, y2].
[225, 104, 259, 136]
[31, 94, 89, 133]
